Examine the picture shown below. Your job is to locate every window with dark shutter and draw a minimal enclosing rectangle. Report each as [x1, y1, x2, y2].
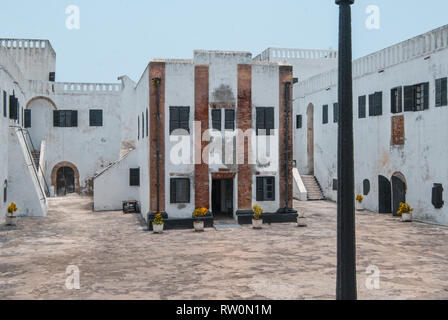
[89, 109, 103, 127]
[129, 168, 140, 186]
[333, 103, 339, 123]
[170, 106, 190, 134]
[256, 177, 275, 201]
[323, 105, 328, 124]
[137, 116, 140, 140]
[404, 85, 415, 112]
[2, 91, 7, 118]
[374, 91, 383, 116]
[142, 112, 145, 138]
[296, 115, 302, 129]
[256, 107, 274, 135]
[363, 179, 370, 195]
[211, 109, 221, 131]
[170, 178, 190, 203]
[24, 109, 31, 128]
[432, 184, 444, 209]
[391, 87, 402, 114]
[9, 95, 17, 120]
[437, 78, 448, 107]
[54, 110, 78, 127]
[225, 109, 235, 130]
[49, 72, 56, 82]
[368, 94, 375, 116]
[146, 109, 149, 137]
[358, 96, 366, 119]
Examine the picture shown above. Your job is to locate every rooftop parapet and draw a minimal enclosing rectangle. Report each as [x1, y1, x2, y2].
[28, 80, 123, 96]
[253, 48, 338, 62]
[298, 24, 448, 96]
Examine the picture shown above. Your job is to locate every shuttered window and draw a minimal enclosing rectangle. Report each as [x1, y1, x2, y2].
[296, 115, 302, 129]
[24, 109, 31, 128]
[53, 110, 78, 127]
[89, 109, 103, 126]
[358, 96, 366, 119]
[391, 87, 403, 114]
[368, 92, 382, 116]
[170, 106, 190, 134]
[435, 78, 447, 107]
[256, 177, 275, 201]
[9, 95, 18, 120]
[404, 83, 429, 111]
[129, 168, 140, 186]
[146, 108, 149, 137]
[137, 116, 140, 140]
[2, 90, 6, 118]
[432, 184, 444, 209]
[211, 109, 221, 131]
[256, 107, 274, 135]
[170, 178, 190, 203]
[322, 105, 328, 124]
[333, 103, 339, 123]
[225, 109, 235, 130]
[142, 112, 145, 138]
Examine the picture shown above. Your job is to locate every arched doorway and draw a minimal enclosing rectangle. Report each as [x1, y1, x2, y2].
[306, 103, 314, 175]
[392, 172, 406, 216]
[56, 167, 75, 196]
[378, 175, 392, 214]
[51, 162, 80, 196]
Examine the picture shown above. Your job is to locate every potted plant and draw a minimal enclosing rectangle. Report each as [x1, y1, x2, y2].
[5, 202, 18, 226]
[252, 204, 263, 229]
[355, 194, 364, 211]
[192, 207, 208, 232]
[397, 202, 413, 222]
[152, 213, 164, 234]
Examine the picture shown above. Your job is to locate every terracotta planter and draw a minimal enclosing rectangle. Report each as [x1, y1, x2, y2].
[297, 217, 307, 227]
[5, 216, 17, 226]
[194, 220, 204, 232]
[401, 213, 412, 222]
[152, 223, 164, 234]
[252, 219, 263, 229]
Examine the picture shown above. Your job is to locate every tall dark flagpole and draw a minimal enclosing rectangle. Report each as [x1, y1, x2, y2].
[336, 0, 357, 300]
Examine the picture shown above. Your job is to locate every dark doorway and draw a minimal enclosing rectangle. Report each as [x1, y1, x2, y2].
[212, 179, 234, 219]
[57, 167, 75, 196]
[378, 175, 392, 214]
[392, 174, 406, 216]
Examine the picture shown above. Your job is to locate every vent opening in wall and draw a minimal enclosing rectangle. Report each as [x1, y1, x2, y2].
[333, 179, 338, 191]
[432, 184, 444, 209]
[363, 179, 370, 196]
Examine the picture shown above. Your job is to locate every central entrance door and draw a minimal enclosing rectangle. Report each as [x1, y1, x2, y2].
[378, 175, 392, 214]
[392, 174, 406, 216]
[56, 167, 75, 196]
[212, 179, 234, 219]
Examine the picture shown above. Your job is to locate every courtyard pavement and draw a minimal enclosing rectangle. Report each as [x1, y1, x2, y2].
[1, 195, 448, 300]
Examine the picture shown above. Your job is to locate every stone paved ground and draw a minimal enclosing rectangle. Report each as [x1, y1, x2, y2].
[1, 195, 448, 300]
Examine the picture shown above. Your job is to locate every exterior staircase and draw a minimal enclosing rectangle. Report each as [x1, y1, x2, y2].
[31, 150, 40, 168]
[301, 175, 325, 200]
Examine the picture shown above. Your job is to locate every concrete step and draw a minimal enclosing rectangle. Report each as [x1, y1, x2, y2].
[301, 175, 325, 201]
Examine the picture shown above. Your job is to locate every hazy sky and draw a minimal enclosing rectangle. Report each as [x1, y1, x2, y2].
[1, 0, 446, 83]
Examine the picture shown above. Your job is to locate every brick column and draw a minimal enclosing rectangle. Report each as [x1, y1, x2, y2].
[279, 65, 293, 208]
[194, 65, 210, 209]
[149, 62, 166, 213]
[237, 64, 252, 211]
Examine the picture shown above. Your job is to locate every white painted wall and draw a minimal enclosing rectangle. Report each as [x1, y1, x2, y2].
[93, 150, 139, 211]
[294, 25, 448, 225]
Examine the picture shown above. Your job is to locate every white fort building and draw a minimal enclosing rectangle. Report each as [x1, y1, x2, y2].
[1, 24, 447, 226]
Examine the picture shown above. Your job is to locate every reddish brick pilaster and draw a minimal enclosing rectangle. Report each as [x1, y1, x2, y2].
[149, 62, 166, 213]
[279, 65, 293, 208]
[237, 64, 253, 210]
[194, 65, 210, 209]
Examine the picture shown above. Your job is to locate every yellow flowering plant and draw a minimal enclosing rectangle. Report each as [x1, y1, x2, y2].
[397, 202, 413, 215]
[153, 213, 164, 225]
[253, 204, 263, 220]
[193, 207, 208, 219]
[356, 194, 364, 203]
[7, 202, 18, 217]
